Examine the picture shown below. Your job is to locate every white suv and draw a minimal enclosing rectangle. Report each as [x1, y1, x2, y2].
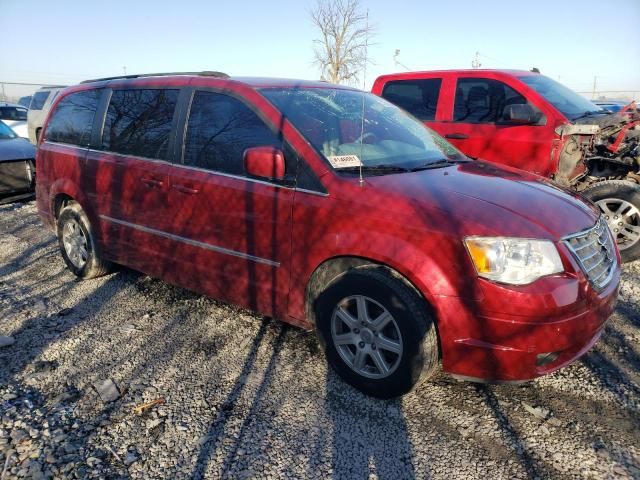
[27, 86, 65, 144]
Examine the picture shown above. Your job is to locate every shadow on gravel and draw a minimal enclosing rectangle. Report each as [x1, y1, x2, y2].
[581, 350, 640, 416]
[477, 385, 553, 478]
[190, 319, 272, 479]
[325, 379, 418, 480]
[1, 271, 133, 382]
[192, 321, 288, 479]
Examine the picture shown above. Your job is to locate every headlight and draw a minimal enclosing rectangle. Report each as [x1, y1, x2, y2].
[464, 237, 563, 285]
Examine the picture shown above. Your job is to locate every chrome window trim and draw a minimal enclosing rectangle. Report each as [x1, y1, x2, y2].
[86, 148, 172, 166]
[83, 148, 329, 196]
[43, 140, 90, 149]
[163, 162, 330, 196]
[99, 215, 280, 267]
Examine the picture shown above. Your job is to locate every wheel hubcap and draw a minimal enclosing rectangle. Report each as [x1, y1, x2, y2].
[596, 198, 640, 251]
[62, 219, 89, 268]
[331, 295, 403, 379]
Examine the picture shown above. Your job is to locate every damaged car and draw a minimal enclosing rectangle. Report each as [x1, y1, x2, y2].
[373, 70, 640, 261]
[0, 120, 36, 197]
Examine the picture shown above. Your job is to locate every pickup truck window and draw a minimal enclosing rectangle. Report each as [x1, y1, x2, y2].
[454, 78, 533, 124]
[380, 79, 442, 121]
[518, 74, 605, 121]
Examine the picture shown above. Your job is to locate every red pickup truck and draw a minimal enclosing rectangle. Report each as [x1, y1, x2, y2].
[373, 70, 640, 262]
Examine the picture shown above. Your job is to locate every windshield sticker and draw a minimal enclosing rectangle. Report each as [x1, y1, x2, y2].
[328, 154, 363, 168]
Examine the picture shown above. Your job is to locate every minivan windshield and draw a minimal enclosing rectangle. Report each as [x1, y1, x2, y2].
[519, 75, 607, 121]
[261, 87, 467, 174]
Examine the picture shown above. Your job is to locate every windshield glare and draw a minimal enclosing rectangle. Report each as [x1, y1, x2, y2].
[519, 75, 606, 121]
[260, 87, 466, 173]
[0, 121, 17, 139]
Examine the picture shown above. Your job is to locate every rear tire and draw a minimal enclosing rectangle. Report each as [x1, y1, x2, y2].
[582, 180, 640, 263]
[57, 202, 111, 278]
[315, 266, 439, 399]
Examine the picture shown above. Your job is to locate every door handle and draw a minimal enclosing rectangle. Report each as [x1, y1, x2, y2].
[444, 133, 469, 140]
[171, 183, 200, 194]
[141, 177, 164, 188]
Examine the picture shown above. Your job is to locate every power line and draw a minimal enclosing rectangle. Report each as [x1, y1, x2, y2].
[0, 81, 66, 87]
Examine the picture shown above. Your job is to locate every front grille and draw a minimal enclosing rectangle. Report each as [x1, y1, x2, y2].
[564, 217, 617, 291]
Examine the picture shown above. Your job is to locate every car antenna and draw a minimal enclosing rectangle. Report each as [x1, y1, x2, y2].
[358, 9, 369, 187]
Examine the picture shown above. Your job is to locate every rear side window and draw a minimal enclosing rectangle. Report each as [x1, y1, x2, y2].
[102, 89, 179, 159]
[183, 91, 283, 175]
[45, 90, 99, 145]
[0, 107, 28, 121]
[453, 78, 535, 124]
[30, 91, 50, 110]
[380, 79, 442, 121]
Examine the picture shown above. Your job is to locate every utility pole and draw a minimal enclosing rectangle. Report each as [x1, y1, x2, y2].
[123, 66, 127, 75]
[471, 51, 482, 69]
[591, 75, 598, 99]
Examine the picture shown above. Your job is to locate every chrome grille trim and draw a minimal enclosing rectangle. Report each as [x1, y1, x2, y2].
[563, 217, 617, 291]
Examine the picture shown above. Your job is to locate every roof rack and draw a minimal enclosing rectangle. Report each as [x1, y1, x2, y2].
[81, 71, 229, 84]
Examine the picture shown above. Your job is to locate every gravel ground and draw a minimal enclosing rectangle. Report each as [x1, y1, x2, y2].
[1, 200, 639, 480]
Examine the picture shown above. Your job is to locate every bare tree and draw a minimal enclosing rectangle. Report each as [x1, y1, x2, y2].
[311, 0, 374, 85]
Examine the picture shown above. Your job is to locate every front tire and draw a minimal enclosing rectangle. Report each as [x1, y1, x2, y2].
[582, 180, 640, 263]
[315, 266, 439, 399]
[57, 202, 111, 278]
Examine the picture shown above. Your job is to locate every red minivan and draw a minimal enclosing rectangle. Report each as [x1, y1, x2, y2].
[373, 70, 640, 262]
[36, 73, 620, 398]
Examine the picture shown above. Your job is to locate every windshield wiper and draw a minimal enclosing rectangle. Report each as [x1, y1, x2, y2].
[409, 159, 462, 171]
[573, 110, 608, 121]
[336, 164, 411, 175]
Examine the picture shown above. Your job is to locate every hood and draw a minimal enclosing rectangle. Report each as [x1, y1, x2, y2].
[572, 112, 628, 129]
[0, 137, 36, 162]
[363, 161, 599, 240]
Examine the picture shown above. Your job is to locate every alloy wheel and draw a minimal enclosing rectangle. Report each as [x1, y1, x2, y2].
[62, 219, 89, 269]
[596, 198, 640, 251]
[330, 295, 403, 379]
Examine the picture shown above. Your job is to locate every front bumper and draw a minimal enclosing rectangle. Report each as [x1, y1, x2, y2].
[0, 159, 34, 195]
[434, 267, 620, 382]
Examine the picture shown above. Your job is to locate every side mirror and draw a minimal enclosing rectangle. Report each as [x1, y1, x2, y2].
[243, 146, 285, 181]
[503, 104, 536, 124]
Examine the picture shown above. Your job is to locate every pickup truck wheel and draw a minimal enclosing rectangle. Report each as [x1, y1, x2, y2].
[583, 180, 640, 263]
[315, 266, 439, 399]
[57, 202, 112, 278]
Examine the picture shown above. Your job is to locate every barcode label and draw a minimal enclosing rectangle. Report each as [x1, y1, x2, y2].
[328, 155, 363, 168]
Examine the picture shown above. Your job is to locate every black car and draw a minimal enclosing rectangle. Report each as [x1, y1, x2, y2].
[0, 120, 36, 196]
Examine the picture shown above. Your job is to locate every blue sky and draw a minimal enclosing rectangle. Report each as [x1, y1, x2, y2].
[1, 0, 639, 98]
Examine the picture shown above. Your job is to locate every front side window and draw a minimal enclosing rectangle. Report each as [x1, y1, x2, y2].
[380, 78, 442, 121]
[30, 91, 50, 110]
[0, 107, 28, 121]
[453, 78, 540, 124]
[102, 89, 178, 159]
[183, 91, 283, 175]
[261, 87, 466, 174]
[45, 90, 99, 145]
